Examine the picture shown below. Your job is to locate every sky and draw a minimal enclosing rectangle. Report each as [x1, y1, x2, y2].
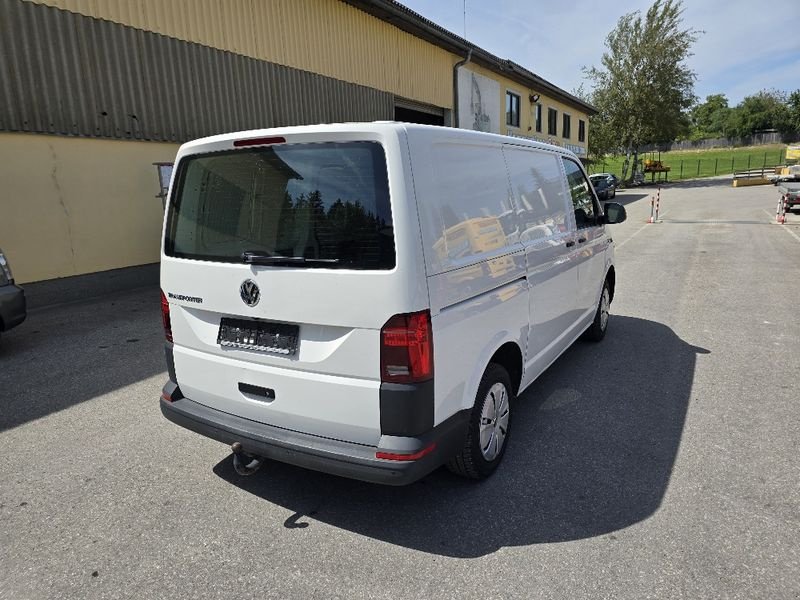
[399, 0, 800, 106]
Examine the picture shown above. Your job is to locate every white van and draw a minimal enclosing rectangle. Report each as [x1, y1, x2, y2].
[159, 123, 626, 485]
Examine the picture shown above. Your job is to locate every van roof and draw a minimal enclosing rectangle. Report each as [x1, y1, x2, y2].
[180, 122, 579, 160]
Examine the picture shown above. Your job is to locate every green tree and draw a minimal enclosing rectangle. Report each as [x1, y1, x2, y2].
[584, 0, 700, 182]
[690, 94, 731, 139]
[573, 84, 617, 165]
[727, 90, 791, 138]
[784, 89, 800, 136]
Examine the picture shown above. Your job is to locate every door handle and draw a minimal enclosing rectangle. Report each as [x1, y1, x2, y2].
[565, 240, 576, 248]
[239, 382, 275, 401]
[578, 237, 587, 244]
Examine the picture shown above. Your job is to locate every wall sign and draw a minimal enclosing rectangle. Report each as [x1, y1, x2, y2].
[458, 69, 500, 133]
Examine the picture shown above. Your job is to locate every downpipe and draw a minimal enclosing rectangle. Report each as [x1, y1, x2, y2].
[231, 441, 265, 476]
[452, 48, 473, 128]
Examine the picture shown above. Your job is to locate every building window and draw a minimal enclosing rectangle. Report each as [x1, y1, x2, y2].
[506, 91, 520, 128]
[562, 114, 571, 139]
[547, 108, 558, 136]
[535, 104, 542, 133]
[578, 119, 586, 142]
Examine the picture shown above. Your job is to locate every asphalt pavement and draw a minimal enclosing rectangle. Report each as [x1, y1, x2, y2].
[1, 179, 798, 599]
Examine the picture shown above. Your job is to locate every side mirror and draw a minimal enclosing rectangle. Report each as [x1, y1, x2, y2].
[603, 202, 627, 224]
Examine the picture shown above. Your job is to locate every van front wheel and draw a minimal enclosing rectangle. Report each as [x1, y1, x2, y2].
[583, 280, 610, 342]
[447, 363, 512, 480]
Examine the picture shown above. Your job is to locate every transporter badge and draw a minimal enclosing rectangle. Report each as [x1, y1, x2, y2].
[240, 279, 260, 307]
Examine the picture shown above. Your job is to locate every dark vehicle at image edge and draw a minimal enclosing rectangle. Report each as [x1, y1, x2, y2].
[781, 184, 800, 212]
[0, 248, 26, 342]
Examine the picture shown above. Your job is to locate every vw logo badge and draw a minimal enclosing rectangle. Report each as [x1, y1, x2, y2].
[240, 279, 260, 307]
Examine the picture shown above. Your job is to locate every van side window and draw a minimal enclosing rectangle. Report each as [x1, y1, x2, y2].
[561, 158, 597, 229]
[430, 143, 519, 265]
[503, 147, 569, 243]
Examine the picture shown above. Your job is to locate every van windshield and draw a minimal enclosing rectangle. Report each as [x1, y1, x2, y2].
[165, 141, 395, 269]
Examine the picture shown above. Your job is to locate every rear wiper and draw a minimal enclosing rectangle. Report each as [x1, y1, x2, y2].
[240, 251, 340, 266]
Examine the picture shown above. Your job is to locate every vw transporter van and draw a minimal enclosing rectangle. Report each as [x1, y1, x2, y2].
[159, 123, 627, 485]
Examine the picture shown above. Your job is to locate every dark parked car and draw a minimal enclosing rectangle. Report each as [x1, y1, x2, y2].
[590, 174, 616, 200]
[0, 248, 26, 342]
[596, 172, 620, 187]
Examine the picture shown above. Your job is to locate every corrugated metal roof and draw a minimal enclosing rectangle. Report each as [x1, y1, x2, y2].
[0, 0, 394, 142]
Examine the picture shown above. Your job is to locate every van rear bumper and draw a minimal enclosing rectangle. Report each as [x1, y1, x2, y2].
[160, 381, 469, 486]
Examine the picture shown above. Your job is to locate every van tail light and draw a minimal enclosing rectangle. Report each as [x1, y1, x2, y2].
[160, 290, 173, 343]
[375, 442, 437, 461]
[233, 136, 286, 147]
[380, 310, 433, 383]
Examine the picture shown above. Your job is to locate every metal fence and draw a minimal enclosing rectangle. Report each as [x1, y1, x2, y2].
[671, 151, 785, 180]
[592, 148, 789, 182]
[641, 131, 795, 153]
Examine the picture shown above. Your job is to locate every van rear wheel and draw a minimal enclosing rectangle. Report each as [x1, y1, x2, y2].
[447, 363, 512, 480]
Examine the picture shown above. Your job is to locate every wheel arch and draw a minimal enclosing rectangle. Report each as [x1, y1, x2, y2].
[488, 341, 523, 396]
[459, 335, 525, 416]
[606, 265, 616, 303]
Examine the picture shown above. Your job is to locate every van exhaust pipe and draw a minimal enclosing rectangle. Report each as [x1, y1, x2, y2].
[231, 441, 265, 476]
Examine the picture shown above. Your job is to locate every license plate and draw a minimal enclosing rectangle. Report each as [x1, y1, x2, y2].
[217, 317, 299, 355]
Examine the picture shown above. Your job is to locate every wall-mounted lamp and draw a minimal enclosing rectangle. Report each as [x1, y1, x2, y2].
[529, 93, 540, 103]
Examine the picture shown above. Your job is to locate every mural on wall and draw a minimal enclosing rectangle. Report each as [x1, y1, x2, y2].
[458, 69, 500, 133]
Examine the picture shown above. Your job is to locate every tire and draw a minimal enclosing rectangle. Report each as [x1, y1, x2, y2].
[447, 363, 513, 480]
[583, 279, 611, 342]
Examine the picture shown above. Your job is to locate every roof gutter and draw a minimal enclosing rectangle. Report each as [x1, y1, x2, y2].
[452, 49, 473, 128]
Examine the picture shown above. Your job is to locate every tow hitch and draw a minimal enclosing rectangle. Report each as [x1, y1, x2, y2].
[231, 442, 265, 476]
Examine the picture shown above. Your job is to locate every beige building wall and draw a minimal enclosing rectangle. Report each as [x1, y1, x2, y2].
[526, 95, 590, 154]
[456, 62, 589, 155]
[25, 0, 456, 109]
[0, 133, 178, 284]
[465, 62, 589, 154]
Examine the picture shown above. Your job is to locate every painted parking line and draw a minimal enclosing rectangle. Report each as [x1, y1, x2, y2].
[762, 209, 800, 243]
[616, 213, 667, 249]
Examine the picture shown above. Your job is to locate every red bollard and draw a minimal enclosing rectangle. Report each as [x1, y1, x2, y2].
[655, 187, 661, 221]
[777, 195, 786, 224]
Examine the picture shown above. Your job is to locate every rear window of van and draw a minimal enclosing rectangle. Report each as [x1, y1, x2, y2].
[165, 141, 395, 269]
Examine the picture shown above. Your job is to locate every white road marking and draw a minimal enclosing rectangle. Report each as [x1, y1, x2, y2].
[616, 213, 667, 249]
[762, 209, 800, 243]
[616, 224, 648, 249]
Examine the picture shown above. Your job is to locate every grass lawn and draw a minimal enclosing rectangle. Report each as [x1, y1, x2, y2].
[589, 144, 788, 181]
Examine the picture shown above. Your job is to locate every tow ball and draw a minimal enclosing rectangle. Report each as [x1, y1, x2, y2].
[231, 442, 265, 476]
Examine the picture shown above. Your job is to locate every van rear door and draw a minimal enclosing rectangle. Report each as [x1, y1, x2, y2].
[161, 132, 425, 446]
